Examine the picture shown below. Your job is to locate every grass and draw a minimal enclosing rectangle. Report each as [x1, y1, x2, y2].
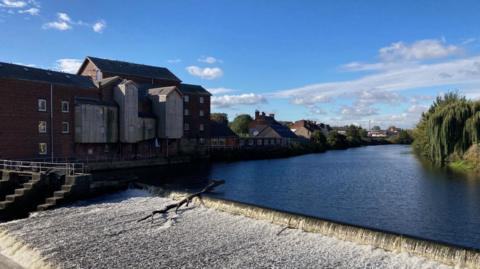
[448, 160, 476, 172]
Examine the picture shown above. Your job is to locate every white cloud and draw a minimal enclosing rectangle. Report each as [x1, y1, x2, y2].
[198, 56, 222, 64]
[18, 7, 38, 15]
[1, 0, 27, 8]
[54, 58, 82, 74]
[186, 66, 223, 80]
[407, 104, 429, 114]
[207, 87, 235, 95]
[92, 20, 106, 33]
[13, 62, 36, 67]
[167, 59, 181, 64]
[57, 12, 70, 22]
[275, 55, 480, 106]
[43, 12, 72, 31]
[379, 39, 460, 62]
[212, 93, 266, 108]
[43, 12, 106, 33]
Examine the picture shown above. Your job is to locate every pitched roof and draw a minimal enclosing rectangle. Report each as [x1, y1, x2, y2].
[255, 123, 297, 139]
[211, 121, 238, 138]
[0, 62, 96, 88]
[81, 56, 181, 82]
[178, 83, 212, 96]
[148, 86, 181, 96]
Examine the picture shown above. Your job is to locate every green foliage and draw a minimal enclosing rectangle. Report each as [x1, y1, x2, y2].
[372, 125, 381, 131]
[412, 91, 480, 165]
[345, 125, 365, 146]
[311, 130, 327, 150]
[211, 113, 229, 124]
[390, 130, 413, 144]
[229, 114, 253, 135]
[327, 131, 348, 149]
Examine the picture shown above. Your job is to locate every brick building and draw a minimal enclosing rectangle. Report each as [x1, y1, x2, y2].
[177, 83, 211, 153]
[0, 62, 98, 160]
[0, 57, 211, 161]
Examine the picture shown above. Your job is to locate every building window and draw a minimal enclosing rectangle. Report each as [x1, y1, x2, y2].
[199, 96, 204, 104]
[62, 122, 69, 133]
[39, 143, 47, 155]
[61, 101, 69, 113]
[184, 109, 189, 116]
[38, 121, 47, 133]
[199, 138, 205, 145]
[38, 99, 47, 112]
[199, 124, 204, 131]
[184, 123, 189, 131]
[257, 139, 263, 145]
[199, 110, 204, 117]
[184, 95, 189, 103]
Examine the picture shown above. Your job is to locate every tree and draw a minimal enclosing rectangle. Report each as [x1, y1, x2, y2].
[345, 125, 364, 146]
[230, 114, 253, 135]
[311, 130, 327, 148]
[372, 125, 381, 131]
[327, 131, 348, 149]
[211, 113, 228, 125]
[391, 130, 413, 144]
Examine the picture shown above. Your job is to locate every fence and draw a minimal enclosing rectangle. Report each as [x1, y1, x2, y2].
[0, 159, 85, 176]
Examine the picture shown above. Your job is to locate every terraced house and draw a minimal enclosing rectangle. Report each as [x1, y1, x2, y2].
[0, 57, 211, 161]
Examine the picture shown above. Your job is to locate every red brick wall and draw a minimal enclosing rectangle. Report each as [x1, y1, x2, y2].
[183, 94, 211, 140]
[0, 79, 98, 160]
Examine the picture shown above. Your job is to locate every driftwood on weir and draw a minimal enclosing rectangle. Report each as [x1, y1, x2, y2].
[138, 180, 225, 223]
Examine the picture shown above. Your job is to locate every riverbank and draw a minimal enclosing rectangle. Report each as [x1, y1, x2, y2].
[0, 189, 453, 269]
[211, 138, 391, 162]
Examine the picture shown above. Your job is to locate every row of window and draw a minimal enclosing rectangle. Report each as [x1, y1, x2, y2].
[38, 99, 70, 113]
[184, 123, 204, 131]
[38, 121, 70, 134]
[184, 109, 205, 116]
[184, 95, 205, 104]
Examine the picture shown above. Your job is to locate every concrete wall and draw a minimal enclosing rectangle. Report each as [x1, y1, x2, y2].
[114, 81, 142, 143]
[75, 104, 118, 143]
[149, 90, 183, 139]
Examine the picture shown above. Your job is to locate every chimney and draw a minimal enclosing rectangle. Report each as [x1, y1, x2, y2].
[255, 110, 260, 119]
[261, 112, 266, 116]
[269, 113, 274, 119]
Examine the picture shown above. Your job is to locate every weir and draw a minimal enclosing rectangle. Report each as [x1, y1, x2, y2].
[166, 191, 480, 269]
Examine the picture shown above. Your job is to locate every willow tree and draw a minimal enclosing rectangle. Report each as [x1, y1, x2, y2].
[413, 92, 480, 165]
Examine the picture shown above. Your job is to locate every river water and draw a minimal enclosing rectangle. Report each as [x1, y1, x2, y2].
[136, 145, 480, 249]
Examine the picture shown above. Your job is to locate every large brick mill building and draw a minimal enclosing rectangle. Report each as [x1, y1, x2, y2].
[0, 57, 211, 161]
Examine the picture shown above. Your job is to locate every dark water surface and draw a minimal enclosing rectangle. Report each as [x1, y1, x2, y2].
[137, 145, 480, 249]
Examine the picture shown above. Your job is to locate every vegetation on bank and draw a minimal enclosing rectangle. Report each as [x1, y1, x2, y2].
[412, 92, 480, 171]
[211, 125, 392, 162]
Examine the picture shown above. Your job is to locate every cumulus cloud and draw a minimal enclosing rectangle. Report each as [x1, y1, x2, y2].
[198, 56, 222, 64]
[211, 93, 266, 108]
[186, 66, 223, 80]
[43, 12, 72, 31]
[43, 12, 106, 33]
[0, 0, 27, 8]
[92, 20, 106, 33]
[207, 87, 235, 95]
[54, 58, 82, 74]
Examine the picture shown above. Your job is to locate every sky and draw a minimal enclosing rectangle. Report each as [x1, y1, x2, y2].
[1, 0, 480, 128]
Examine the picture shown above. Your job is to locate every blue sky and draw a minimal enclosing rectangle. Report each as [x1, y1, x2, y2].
[2, 0, 480, 128]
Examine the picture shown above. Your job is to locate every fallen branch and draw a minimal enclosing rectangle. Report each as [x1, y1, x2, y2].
[138, 180, 225, 223]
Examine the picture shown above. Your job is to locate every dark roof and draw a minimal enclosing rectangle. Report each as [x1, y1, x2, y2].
[148, 86, 181, 96]
[0, 62, 96, 88]
[95, 76, 122, 88]
[178, 83, 212, 96]
[256, 123, 297, 139]
[81, 56, 181, 82]
[211, 121, 238, 138]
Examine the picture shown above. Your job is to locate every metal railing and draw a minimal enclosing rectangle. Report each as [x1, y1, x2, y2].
[0, 159, 85, 176]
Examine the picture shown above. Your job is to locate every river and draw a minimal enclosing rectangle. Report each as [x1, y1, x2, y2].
[135, 145, 480, 250]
